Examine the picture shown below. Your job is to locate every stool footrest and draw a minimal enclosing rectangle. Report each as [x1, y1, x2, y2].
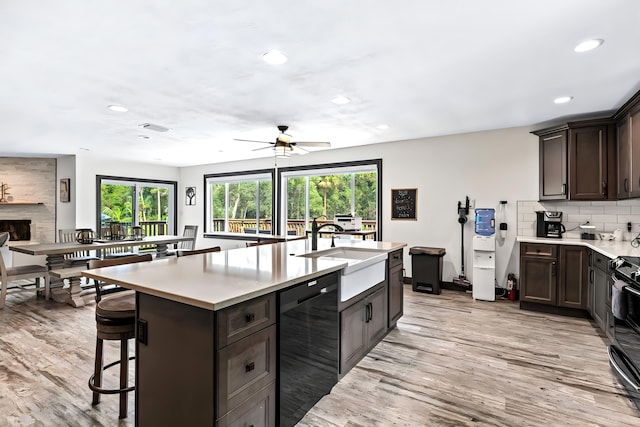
[88, 356, 135, 395]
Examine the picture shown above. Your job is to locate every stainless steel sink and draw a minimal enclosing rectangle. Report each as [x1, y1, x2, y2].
[298, 247, 387, 301]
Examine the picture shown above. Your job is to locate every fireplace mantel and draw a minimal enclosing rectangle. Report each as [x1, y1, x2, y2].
[0, 202, 44, 205]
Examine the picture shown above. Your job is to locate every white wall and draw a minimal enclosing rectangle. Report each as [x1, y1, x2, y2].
[56, 155, 76, 238]
[74, 153, 180, 230]
[179, 125, 540, 287]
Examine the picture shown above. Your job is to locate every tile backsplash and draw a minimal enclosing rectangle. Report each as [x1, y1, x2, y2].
[517, 199, 640, 241]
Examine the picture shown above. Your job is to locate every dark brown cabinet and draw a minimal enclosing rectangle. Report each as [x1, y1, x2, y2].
[520, 243, 587, 311]
[616, 93, 640, 199]
[387, 248, 404, 328]
[340, 282, 387, 375]
[587, 250, 614, 341]
[534, 120, 614, 201]
[135, 292, 276, 427]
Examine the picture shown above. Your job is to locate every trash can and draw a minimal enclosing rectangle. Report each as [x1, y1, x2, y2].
[409, 246, 446, 294]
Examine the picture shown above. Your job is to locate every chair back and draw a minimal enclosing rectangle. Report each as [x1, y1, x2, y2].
[176, 246, 221, 257]
[0, 232, 9, 247]
[89, 254, 152, 302]
[178, 225, 198, 250]
[59, 228, 95, 260]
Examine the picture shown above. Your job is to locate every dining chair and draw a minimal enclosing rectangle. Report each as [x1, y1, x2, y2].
[176, 246, 221, 257]
[166, 225, 198, 256]
[59, 228, 100, 266]
[87, 253, 152, 419]
[0, 240, 50, 310]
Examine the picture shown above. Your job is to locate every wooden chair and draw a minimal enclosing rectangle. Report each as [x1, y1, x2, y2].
[167, 225, 198, 256]
[59, 229, 100, 267]
[176, 246, 221, 257]
[0, 242, 50, 309]
[87, 254, 152, 419]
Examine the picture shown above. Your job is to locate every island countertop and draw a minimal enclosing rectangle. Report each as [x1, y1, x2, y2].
[83, 238, 407, 311]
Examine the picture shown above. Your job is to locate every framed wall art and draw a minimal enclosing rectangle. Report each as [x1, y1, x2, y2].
[60, 178, 70, 203]
[185, 186, 196, 206]
[391, 188, 417, 220]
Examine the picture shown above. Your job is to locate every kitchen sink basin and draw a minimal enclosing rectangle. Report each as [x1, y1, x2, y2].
[298, 247, 387, 302]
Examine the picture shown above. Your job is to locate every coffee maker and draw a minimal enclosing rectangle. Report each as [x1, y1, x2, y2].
[536, 211, 566, 238]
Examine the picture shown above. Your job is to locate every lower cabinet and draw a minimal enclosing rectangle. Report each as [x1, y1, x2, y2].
[588, 249, 613, 339]
[340, 282, 387, 375]
[520, 243, 588, 310]
[135, 292, 276, 426]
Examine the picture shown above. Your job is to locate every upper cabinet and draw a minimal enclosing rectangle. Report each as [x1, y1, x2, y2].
[615, 91, 640, 199]
[533, 119, 615, 201]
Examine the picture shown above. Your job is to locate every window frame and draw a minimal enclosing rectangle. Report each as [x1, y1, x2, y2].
[203, 169, 276, 237]
[276, 159, 382, 237]
[95, 175, 177, 236]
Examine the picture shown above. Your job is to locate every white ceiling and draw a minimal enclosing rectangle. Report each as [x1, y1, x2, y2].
[1, 1, 639, 167]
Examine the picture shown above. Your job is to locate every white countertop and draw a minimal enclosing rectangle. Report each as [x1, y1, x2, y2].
[517, 235, 640, 259]
[83, 238, 407, 311]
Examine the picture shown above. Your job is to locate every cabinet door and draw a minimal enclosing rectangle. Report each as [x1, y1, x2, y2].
[520, 256, 557, 305]
[388, 263, 404, 328]
[340, 299, 367, 373]
[618, 117, 631, 198]
[631, 106, 640, 197]
[367, 286, 388, 346]
[569, 126, 607, 200]
[539, 131, 567, 200]
[593, 267, 607, 330]
[558, 246, 588, 309]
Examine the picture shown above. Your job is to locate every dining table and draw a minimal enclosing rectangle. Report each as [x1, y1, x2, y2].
[9, 235, 194, 307]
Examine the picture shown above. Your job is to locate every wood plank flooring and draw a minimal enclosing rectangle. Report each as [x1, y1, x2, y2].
[1, 286, 638, 426]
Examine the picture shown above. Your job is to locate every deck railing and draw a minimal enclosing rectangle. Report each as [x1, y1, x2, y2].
[210, 219, 376, 238]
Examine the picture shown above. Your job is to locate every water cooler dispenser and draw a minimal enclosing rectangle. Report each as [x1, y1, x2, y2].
[473, 208, 496, 301]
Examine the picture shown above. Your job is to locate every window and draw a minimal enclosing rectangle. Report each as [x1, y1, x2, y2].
[96, 176, 177, 237]
[205, 170, 274, 235]
[278, 160, 381, 237]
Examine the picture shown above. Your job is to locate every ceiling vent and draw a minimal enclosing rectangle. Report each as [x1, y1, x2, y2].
[139, 123, 170, 132]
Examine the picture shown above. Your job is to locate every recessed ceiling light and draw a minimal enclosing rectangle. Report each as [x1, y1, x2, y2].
[574, 39, 604, 53]
[107, 104, 128, 112]
[377, 124, 389, 130]
[332, 95, 350, 105]
[79, 147, 90, 151]
[263, 50, 287, 65]
[554, 96, 573, 104]
[138, 135, 150, 139]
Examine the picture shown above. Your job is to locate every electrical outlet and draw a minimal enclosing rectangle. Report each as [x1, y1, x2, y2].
[469, 199, 475, 209]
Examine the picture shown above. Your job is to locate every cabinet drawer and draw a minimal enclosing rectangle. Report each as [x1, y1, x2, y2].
[388, 249, 403, 269]
[217, 293, 276, 348]
[593, 252, 611, 272]
[217, 324, 276, 417]
[216, 382, 276, 427]
[520, 243, 557, 258]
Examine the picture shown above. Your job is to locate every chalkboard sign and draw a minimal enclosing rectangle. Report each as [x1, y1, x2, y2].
[391, 188, 417, 220]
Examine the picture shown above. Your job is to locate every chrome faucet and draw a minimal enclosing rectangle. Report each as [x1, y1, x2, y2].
[311, 217, 344, 250]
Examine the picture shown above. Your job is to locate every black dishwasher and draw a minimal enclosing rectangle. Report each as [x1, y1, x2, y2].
[278, 271, 339, 427]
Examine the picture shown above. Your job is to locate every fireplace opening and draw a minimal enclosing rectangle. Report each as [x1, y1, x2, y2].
[0, 219, 32, 241]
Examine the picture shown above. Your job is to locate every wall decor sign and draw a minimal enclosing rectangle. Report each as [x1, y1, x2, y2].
[391, 188, 417, 220]
[60, 178, 70, 203]
[185, 186, 196, 206]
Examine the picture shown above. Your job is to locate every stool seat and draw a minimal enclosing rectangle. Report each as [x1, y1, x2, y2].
[96, 291, 135, 319]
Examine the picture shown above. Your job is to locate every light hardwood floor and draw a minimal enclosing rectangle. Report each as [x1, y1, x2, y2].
[1, 286, 638, 426]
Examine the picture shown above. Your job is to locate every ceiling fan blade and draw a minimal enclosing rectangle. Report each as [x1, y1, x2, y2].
[233, 138, 273, 144]
[252, 146, 275, 152]
[294, 141, 331, 147]
[294, 145, 310, 153]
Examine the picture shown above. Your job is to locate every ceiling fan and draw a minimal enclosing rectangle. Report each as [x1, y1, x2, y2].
[233, 125, 331, 157]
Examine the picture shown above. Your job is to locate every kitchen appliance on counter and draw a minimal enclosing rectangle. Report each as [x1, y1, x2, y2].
[609, 256, 640, 411]
[580, 224, 596, 240]
[334, 214, 362, 231]
[536, 211, 566, 238]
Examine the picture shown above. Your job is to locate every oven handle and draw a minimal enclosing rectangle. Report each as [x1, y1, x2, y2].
[608, 345, 640, 392]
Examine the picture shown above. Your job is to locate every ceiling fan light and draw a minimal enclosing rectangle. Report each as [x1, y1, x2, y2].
[274, 145, 291, 158]
[278, 134, 291, 144]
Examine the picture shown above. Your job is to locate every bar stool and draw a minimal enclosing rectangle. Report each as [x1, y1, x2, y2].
[87, 254, 152, 419]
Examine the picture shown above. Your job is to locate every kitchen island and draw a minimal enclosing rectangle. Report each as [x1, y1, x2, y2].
[83, 238, 406, 426]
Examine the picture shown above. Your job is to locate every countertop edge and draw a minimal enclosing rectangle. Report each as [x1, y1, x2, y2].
[516, 236, 640, 259]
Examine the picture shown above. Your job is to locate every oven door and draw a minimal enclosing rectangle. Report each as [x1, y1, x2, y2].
[610, 284, 640, 410]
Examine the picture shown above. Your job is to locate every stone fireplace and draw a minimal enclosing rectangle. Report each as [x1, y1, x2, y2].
[0, 219, 32, 241]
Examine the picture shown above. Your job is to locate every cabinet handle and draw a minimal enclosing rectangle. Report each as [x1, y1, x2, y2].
[602, 181, 607, 195]
[562, 183, 567, 195]
[590, 270, 594, 284]
[551, 262, 556, 277]
[245, 362, 255, 372]
[365, 303, 370, 323]
[625, 178, 629, 193]
[245, 313, 255, 323]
